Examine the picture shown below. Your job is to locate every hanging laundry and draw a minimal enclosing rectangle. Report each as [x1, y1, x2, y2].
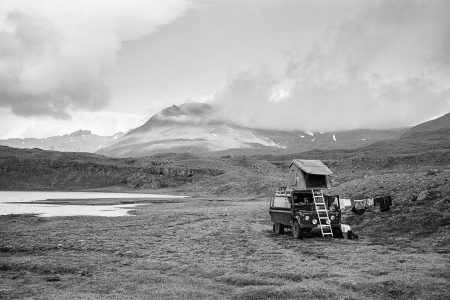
[340, 224, 351, 239]
[339, 198, 352, 208]
[352, 199, 366, 215]
[380, 196, 392, 211]
[365, 198, 374, 211]
[385, 195, 392, 207]
[374, 196, 391, 212]
[374, 196, 382, 206]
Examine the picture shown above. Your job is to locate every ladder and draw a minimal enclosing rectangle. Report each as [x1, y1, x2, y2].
[312, 189, 334, 238]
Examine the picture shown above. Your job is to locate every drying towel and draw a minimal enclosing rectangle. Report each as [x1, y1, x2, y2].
[341, 224, 351, 233]
[352, 200, 366, 215]
[339, 198, 352, 208]
[365, 198, 374, 211]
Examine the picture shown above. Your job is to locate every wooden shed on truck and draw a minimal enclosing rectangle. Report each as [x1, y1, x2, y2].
[287, 159, 333, 190]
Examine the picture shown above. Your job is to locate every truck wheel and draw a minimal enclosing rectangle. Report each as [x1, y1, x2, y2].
[274, 223, 284, 234]
[292, 220, 302, 239]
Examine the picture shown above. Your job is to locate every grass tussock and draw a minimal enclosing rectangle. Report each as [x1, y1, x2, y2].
[1, 166, 450, 299]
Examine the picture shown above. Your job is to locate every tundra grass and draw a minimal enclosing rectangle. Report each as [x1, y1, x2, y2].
[1, 198, 449, 299]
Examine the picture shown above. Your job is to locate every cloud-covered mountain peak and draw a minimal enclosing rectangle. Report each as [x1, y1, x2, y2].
[130, 103, 222, 135]
[96, 102, 407, 157]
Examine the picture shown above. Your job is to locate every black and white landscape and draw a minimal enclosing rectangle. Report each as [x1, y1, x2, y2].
[0, 1, 449, 299]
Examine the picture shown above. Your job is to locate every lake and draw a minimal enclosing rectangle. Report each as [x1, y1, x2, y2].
[0, 191, 187, 217]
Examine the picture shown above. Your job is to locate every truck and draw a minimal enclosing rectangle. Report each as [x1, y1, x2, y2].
[269, 159, 343, 238]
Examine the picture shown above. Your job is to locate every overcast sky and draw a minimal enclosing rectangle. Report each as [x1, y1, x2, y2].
[0, 0, 449, 138]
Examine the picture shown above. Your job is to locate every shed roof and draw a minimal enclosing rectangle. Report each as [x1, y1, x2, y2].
[289, 159, 333, 175]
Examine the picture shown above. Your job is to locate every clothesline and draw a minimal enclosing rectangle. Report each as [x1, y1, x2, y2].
[340, 195, 392, 214]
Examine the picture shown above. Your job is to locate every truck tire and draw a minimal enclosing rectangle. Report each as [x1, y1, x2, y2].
[292, 220, 302, 239]
[274, 223, 284, 234]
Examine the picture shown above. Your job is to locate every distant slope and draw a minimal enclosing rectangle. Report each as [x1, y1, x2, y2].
[1, 112, 449, 194]
[98, 103, 405, 157]
[0, 146, 225, 191]
[0, 145, 286, 196]
[257, 112, 450, 173]
[0, 130, 123, 153]
[406, 113, 450, 136]
[365, 112, 450, 154]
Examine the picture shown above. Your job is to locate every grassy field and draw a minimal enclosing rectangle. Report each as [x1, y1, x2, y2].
[1, 197, 449, 299]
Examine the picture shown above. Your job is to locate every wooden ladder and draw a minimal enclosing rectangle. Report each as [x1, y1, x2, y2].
[312, 189, 333, 238]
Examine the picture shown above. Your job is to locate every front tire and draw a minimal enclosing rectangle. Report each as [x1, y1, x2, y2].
[292, 220, 302, 239]
[274, 223, 284, 234]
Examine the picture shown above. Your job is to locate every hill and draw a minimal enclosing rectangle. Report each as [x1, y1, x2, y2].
[0, 146, 228, 192]
[1, 111, 449, 196]
[0, 112, 448, 194]
[355, 112, 450, 156]
[406, 112, 450, 135]
[0, 130, 123, 153]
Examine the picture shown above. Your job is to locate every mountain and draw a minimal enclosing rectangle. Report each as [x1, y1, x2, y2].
[406, 113, 450, 136]
[0, 130, 124, 153]
[97, 103, 406, 157]
[400, 113, 450, 147]
[359, 113, 450, 155]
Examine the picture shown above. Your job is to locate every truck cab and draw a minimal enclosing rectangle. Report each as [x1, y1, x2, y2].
[269, 187, 342, 238]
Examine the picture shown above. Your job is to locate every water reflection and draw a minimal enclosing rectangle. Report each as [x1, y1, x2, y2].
[0, 191, 186, 217]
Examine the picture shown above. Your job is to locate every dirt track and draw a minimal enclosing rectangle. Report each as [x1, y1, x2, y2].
[1, 198, 449, 299]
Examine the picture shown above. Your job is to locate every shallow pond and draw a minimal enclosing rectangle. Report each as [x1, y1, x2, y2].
[0, 191, 186, 217]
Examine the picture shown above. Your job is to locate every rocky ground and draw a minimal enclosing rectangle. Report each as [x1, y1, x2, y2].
[1, 197, 449, 299]
[334, 168, 450, 253]
[1, 157, 449, 299]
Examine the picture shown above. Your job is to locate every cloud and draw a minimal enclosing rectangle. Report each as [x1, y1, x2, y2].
[210, 0, 450, 131]
[0, 0, 191, 118]
[0, 107, 145, 139]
